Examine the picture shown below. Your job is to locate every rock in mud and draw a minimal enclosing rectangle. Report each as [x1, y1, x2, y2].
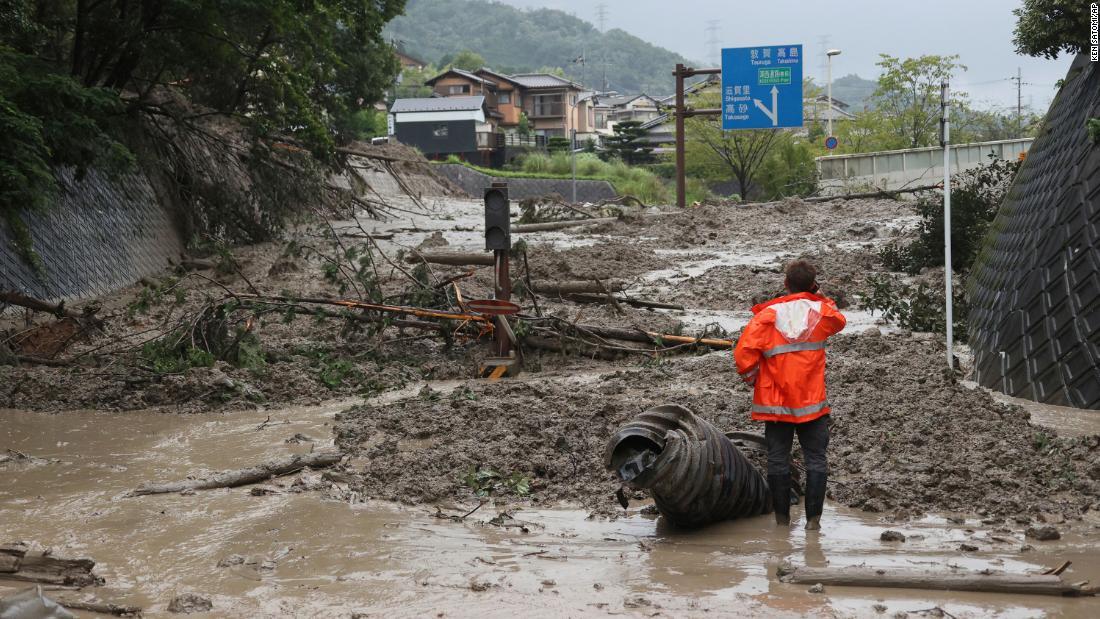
[167, 593, 212, 613]
[808, 583, 825, 594]
[1025, 525, 1061, 541]
[880, 530, 906, 542]
[958, 543, 979, 552]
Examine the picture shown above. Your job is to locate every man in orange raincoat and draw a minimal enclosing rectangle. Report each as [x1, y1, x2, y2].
[734, 260, 846, 529]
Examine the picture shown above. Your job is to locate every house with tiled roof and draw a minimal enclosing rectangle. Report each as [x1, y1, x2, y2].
[391, 67, 598, 166]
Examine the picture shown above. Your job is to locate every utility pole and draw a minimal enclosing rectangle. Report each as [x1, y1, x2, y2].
[826, 49, 841, 139]
[705, 20, 720, 66]
[1009, 67, 1024, 137]
[941, 80, 953, 370]
[596, 3, 607, 32]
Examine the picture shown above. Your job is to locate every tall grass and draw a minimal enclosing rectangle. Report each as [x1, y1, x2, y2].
[443, 152, 714, 206]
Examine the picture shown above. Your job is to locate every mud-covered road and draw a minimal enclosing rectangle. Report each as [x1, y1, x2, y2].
[4, 191, 1100, 617]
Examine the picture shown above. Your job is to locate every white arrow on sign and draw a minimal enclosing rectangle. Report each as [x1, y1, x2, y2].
[753, 86, 780, 126]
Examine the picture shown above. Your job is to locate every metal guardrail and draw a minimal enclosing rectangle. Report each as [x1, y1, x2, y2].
[815, 138, 1034, 194]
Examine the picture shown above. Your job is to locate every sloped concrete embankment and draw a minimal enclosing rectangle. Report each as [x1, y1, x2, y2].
[0, 167, 184, 303]
[969, 53, 1100, 410]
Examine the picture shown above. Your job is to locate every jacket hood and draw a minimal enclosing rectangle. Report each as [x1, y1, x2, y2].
[751, 292, 831, 342]
[751, 292, 829, 315]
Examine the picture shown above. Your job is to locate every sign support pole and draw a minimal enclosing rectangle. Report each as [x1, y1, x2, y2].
[941, 80, 954, 369]
[673, 65, 721, 209]
[675, 64, 686, 209]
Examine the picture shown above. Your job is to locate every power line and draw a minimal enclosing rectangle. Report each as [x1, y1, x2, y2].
[705, 20, 720, 66]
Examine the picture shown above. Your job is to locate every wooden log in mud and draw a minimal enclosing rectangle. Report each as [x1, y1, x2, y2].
[126, 451, 344, 497]
[180, 257, 216, 271]
[512, 217, 620, 233]
[53, 596, 143, 617]
[571, 324, 732, 350]
[0, 291, 95, 325]
[404, 251, 495, 266]
[530, 280, 627, 295]
[0, 543, 102, 587]
[803, 183, 941, 203]
[563, 293, 684, 311]
[777, 565, 1099, 597]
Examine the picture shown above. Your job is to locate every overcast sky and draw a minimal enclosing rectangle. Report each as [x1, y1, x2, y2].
[498, 0, 1073, 112]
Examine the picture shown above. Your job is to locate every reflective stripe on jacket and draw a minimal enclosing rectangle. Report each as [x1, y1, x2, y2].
[734, 292, 846, 424]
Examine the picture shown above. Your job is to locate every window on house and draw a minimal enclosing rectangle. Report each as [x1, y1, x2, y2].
[448, 84, 470, 95]
[432, 125, 449, 138]
[499, 92, 511, 104]
[533, 94, 563, 117]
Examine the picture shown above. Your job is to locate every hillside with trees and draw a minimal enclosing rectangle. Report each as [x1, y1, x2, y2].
[385, 0, 692, 94]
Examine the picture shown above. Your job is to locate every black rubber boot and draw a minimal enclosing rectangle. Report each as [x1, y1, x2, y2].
[804, 470, 827, 530]
[768, 474, 791, 526]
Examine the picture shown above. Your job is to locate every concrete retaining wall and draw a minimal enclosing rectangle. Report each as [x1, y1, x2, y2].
[0, 167, 184, 303]
[433, 163, 618, 202]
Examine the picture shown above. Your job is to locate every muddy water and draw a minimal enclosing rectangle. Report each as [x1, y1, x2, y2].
[4, 389, 1100, 618]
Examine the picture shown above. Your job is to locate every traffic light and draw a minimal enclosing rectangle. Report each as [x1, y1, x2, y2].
[484, 183, 510, 251]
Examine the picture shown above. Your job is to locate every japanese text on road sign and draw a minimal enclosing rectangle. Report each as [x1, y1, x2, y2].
[721, 44, 804, 130]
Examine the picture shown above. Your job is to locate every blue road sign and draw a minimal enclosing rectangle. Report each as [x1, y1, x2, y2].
[721, 45, 804, 130]
[825, 136, 839, 150]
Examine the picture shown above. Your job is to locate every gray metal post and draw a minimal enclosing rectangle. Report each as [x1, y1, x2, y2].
[941, 80, 953, 368]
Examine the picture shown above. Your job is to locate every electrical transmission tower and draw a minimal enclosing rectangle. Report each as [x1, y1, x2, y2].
[817, 35, 831, 84]
[705, 20, 720, 66]
[595, 3, 607, 32]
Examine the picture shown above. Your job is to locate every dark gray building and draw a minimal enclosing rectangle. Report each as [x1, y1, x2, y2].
[389, 96, 495, 164]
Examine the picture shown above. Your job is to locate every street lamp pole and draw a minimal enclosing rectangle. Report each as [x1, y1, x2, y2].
[825, 49, 841, 138]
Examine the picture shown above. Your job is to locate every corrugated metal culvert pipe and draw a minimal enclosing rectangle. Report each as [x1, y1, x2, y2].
[605, 404, 772, 528]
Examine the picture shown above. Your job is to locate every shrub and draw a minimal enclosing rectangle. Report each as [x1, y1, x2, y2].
[758, 139, 818, 199]
[861, 274, 970, 341]
[881, 157, 1019, 275]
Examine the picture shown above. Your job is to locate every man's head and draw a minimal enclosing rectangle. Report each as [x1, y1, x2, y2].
[785, 260, 819, 294]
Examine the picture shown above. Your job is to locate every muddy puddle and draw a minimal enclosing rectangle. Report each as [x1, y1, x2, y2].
[4, 386, 1099, 618]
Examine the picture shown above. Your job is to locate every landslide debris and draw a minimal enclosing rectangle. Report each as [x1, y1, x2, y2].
[334, 330, 1100, 523]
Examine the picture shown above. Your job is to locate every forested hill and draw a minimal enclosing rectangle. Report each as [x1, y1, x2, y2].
[385, 0, 693, 94]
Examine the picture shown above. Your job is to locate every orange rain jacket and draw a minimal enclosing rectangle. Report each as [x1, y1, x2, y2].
[734, 292, 846, 424]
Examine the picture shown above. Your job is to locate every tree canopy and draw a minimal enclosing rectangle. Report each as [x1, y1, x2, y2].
[871, 54, 967, 149]
[2, 0, 407, 254]
[1013, 0, 1093, 59]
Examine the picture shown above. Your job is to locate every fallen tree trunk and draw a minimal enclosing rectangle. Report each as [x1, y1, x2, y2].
[530, 280, 627, 295]
[804, 183, 940, 202]
[126, 451, 343, 497]
[512, 217, 620, 233]
[0, 291, 94, 325]
[563, 293, 684, 311]
[180, 257, 216, 271]
[573, 324, 733, 350]
[404, 251, 495, 266]
[777, 565, 1098, 597]
[53, 596, 143, 617]
[0, 543, 102, 587]
[513, 211, 672, 233]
